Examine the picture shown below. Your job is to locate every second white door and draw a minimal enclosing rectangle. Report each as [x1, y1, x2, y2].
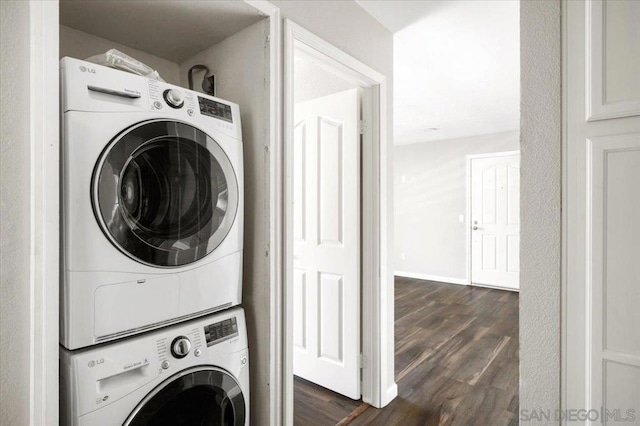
[293, 89, 362, 399]
[470, 153, 520, 290]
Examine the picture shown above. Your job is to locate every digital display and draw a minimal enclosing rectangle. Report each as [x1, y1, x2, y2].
[204, 317, 238, 347]
[198, 97, 233, 123]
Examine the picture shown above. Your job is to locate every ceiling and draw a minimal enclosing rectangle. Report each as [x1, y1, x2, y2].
[357, 0, 520, 145]
[60, 0, 265, 63]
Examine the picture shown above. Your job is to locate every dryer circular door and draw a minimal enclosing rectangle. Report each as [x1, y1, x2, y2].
[124, 366, 246, 426]
[93, 119, 239, 267]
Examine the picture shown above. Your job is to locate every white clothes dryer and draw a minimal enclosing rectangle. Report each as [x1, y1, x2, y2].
[60, 307, 249, 426]
[60, 57, 244, 350]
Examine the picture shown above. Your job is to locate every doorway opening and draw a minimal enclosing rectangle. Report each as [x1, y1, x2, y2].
[282, 20, 394, 425]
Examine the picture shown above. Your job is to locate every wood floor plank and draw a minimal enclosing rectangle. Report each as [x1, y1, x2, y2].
[294, 377, 362, 425]
[293, 278, 519, 426]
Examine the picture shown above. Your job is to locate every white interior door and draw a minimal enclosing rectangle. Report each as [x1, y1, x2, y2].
[292, 89, 361, 399]
[565, 0, 640, 417]
[470, 153, 520, 290]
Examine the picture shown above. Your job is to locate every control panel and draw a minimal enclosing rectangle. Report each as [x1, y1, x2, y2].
[198, 96, 233, 122]
[153, 317, 238, 367]
[204, 317, 239, 347]
[61, 57, 241, 141]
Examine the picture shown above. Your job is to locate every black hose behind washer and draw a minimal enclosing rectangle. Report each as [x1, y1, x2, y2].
[188, 65, 214, 96]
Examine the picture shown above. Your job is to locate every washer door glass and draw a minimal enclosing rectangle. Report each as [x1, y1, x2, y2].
[124, 367, 246, 426]
[94, 120, 239, 267]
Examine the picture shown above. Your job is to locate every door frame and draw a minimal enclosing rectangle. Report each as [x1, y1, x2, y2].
[280, 19, 396, 425]
[26, 2, 60, 424]
[465, 150, 520, 289]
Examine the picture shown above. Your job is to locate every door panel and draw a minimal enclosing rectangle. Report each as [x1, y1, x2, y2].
[293, 269, 307, 351]
[471, 154, 520, 289]
[293, 89, 361, 399]
[507, 164, 520, 225]
[293, 121, 307, 242]
[588, 134, 640, 414]
[318, 272, 343, 362]
[318, 117, 344, 245]
[587, 0, 640, 120]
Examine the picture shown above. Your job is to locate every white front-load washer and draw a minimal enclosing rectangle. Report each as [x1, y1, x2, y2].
[60, 307, 249, 426]
[60, 57, 244, 350]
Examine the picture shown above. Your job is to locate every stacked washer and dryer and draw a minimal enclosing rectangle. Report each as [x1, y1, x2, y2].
[59, 57, 249, 426]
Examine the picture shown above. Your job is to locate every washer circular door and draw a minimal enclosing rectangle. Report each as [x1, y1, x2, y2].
[93, 119, 239, 267]
[124, 366, 246, 426]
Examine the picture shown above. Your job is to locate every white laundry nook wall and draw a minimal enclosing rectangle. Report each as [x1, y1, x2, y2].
[59, 26, 181, 85]
[394, 131, 519, 283]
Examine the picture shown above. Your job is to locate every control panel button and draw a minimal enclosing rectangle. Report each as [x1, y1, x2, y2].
[161, 360, 170, 370]
[187, 109, 195, 116]
[163, 89, 185, 109]
[194, 348, 202, 357]
[153, 101, 162, 109]
[171, 336, 191, 359]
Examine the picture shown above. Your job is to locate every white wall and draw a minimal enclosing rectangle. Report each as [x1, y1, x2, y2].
[294, 57, 354, 103]
[0, 1, 32, 424]
[59, 25, 181, 85]
[520, 0, 561, 416]
[179, 19, 271, 426]
[394, 131, 519, 282]
[272, 0, 396, 405]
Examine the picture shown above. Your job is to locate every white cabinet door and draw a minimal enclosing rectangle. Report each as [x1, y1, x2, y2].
[565, 0, 640, 418]
[292, 89, 361, 399]
[470, 153, 520, 290]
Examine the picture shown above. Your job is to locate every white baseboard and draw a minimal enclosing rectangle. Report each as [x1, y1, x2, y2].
[381, 382, 398, 408]
[394, 271, 469, 286]
[471, 282, 520, 292]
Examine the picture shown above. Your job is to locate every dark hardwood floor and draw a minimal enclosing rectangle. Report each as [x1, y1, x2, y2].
[293, 276, 519, 426]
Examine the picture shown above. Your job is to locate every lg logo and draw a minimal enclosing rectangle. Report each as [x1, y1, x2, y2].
[88, 358, 104, 368]
[79, 65, 96, 74]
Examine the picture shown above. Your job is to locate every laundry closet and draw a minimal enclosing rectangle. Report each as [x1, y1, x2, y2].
[57, 1, 273, 424]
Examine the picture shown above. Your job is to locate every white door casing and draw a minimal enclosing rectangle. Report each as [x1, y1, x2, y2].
[292, 89, 361, 399]
[564, 0, 640, 421]
[470, 153, 520, 290]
